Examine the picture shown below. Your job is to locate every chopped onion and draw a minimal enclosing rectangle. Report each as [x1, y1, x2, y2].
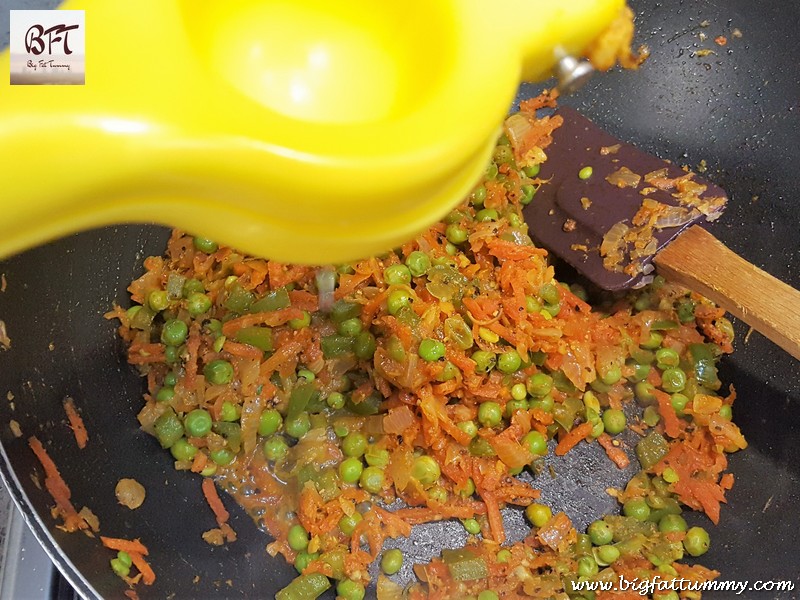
[504, 113, 532, 148]
[315, 267, 336, 313]
[600, 222, 629, 257]
[654, 207, 698, 229]
[606, 166, 642, 188]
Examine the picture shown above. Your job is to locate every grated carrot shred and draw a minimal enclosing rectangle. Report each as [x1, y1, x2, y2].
[62, 397, 88, 449]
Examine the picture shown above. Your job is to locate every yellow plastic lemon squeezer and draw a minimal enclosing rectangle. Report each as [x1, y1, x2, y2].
[0, 0, 623, 264]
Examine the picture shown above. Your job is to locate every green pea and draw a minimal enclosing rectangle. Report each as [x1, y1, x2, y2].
[496, 549, 512, 563]
[353, 331, 377, 360]
[577, 555, 598, 577]
[204, 359, 234, 385]
[520, 184, 536, 205]
[384, 264, 412, 286]
[527, 373, 553, 397]
[220, 401, 239, 422]
[478, 591, 499, 600]
[147, 290, 169, 312]
[719, 404, 732, 420]
[193, 237, 218, 253]
[462, 518, 481, 535]
[628, 361, 651, 382]
[349, 450, 377, 484]
[110, 557, 131, 578]
[186, 292, 212, 316]
[263, 436, 289, 461]
[326, 392, 345, 410]
[471, 350, 496, 373]
[459, 478, 476, 498]
[294, 551, 319, 574]
[183, 409, 212, 437]
[510, 383, 527, 401]
[288, 310, 311, 330]
[524, 164, 541, 178]
[505, 398, 528, 418]
[182, 278, 205, 297]
[258, 409, 282, 436]
[525, 503, 552, 528]
[337, 317, 363, 337]
[623, 498, 651, 522]
[457, 420, 478, 439]
[497, 349, 522, 373]
[446, 224, 468, 245]
[476, 208, 498, 222]
[539, 283, 560, 305]
[428, 485, 448, 504]
[162, 372, 178, 388]
[485, 163, 499, 180]
[364, 446, 390, 468]
[522, 431, 548, 456]
[418, 339, 446, 362]
[543, 302, 561, 317]
[683, 526, 710, 557]
[655, 347, 680, 369]
[170, 438, 197, 461]
[600, 365, 622, 385]
[525, 296, 541, 313]
[387, 289, 412, 316]
[437, 361, 459, 382]
[287, 524, 309, 551]
[595, 544, 620, 565]
[405, 251, 431, 277]
[156, 387, 175, 403]
[578, 166, 593, 180]
[661, 367, 687, 393]
[284, 413, 311, 439]
[209, 447, 235, 466]
[380, 548, 403, 575]
[205, 319, 223, 336]
[342, 432, 367, 457]
[471, 185, 487, 207]
[336, 579, 365, 600]
[411, 455, 440, 485]
[478, 402, 502, 427]
[670, 393, 689, 416]
[640, 331, 664, 350]
[588, 520, 613, 546]
[602, 408, 626, 435]
[635, 381, 657, 405]
[659, 514, 688, 533]
[159, 319, 187, 347]
[338, 511, 363, 535]
[359, 466, 385, 494]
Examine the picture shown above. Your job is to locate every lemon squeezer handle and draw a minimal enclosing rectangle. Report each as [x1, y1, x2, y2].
[500, 0, 626, 82]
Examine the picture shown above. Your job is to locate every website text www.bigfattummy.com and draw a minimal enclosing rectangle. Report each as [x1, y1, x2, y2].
[568, 575, 796, 596]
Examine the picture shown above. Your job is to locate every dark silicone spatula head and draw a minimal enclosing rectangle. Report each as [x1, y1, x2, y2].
[523, 107, 727, 291]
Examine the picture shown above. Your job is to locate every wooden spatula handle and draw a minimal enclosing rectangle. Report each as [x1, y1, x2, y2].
[654, 225, 800, 360]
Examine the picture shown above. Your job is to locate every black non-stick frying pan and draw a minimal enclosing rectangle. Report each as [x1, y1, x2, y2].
[1, 1, 799, 598]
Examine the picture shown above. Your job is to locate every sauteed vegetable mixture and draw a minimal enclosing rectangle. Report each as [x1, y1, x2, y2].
[110, 93, 746, 599]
